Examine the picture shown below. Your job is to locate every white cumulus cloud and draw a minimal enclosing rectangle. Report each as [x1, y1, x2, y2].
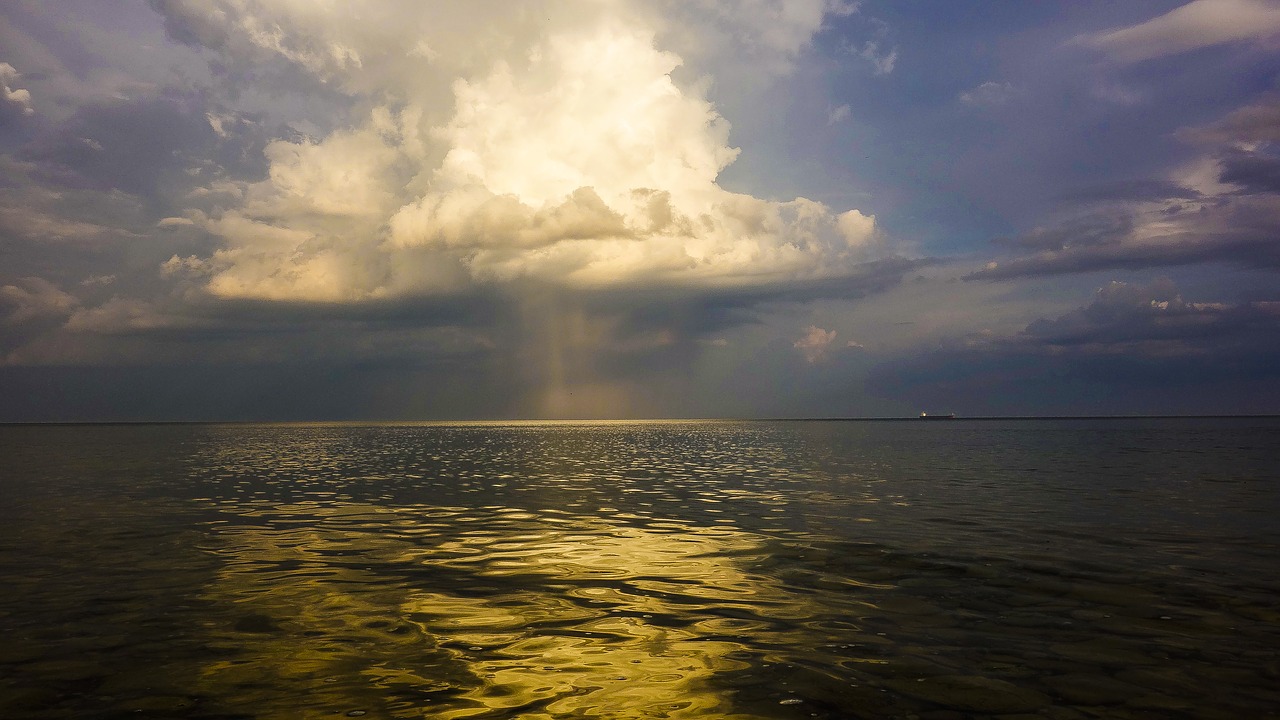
[0, 62, 35, 117]
[151, 1, 885, 302]
[959, 81, 1014, 107]
[794, 325, 838, 363]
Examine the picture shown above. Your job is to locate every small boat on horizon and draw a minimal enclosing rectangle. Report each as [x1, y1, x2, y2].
[919, 412, 957, 420]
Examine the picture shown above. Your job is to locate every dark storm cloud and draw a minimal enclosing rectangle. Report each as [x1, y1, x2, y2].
[24, 286, 506, 358]
[64, 296, 501, 345]
[0, 255, 929, 419]
[993, 213, 1134, 252]
[1219, 150, 1280, 195]
[1177, 94, 1280, 145]
[1021, 277, 1279, 347]
[480, 257, 926, 385]
[968, 226, 1280, 280]
[579, 256, 933, 337]
[870, 342, 1280, 416]
[1190, 97, 1280, 197]
[205, 292, 504, 330]
[867, 278, 1280, 415]
[1063, 179, 1201, 203]
[0, 359, 520, 422]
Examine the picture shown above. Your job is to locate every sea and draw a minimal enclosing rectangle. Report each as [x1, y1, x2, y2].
[0, 418, 1277, 719]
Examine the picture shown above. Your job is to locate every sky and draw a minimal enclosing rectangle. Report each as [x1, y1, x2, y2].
[1, 0, 1279, 420]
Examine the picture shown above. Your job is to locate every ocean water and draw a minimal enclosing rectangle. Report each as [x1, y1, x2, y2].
[0, 418, 1277, 719]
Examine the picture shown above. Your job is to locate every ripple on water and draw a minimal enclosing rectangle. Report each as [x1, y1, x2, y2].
[1, 420, 1278, 719]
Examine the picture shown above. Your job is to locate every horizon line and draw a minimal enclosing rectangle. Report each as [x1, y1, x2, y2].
[3, 413, 1279, 427]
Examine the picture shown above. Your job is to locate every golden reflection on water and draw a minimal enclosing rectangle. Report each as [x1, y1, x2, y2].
[196, 501, 810, 719]
[407, 521, 815, 719]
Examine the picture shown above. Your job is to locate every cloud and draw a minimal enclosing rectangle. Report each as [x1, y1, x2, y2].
[969, 210, 1280, 279]
[145, 2, 889, 303]
[2, 0, 921, 419]
[794, 325, 837, 362]
[149, 0, 845, 100]
[0, 61, 34, 123]
[1020, 278, 1242, 350]
[1177, 95, 1280, 146]
[868, 278, 1280, 415]
[8, 1, 1280, 420]
[1078, 0, 1280, 64]
[0, 199, 127, 244]
[831, 8, 898, 77]
[262, 107, 406, 213]
[1013, 277, 1280, 364]
[18, 89, 268, 204]
[1219, 149, 1280, 194]
[63, 297, 186, 334]
[971, 95, 1280, 281]
[0, 276, 81, 364]
[660, 0, 859, 80]
[0, 277, 77, 325]
[1062, 179, 1202, 203]
[959, 81, 1014, 108]
[858, 41, 897, 75]
[991, 213, 1135, 256]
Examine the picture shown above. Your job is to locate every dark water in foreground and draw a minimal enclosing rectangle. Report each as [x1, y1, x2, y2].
[0, 419, 1277, 719]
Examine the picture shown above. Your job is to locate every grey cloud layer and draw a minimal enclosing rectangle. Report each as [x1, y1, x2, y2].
[869, 278, 1280, 415]
[971, 91, 1280, 281]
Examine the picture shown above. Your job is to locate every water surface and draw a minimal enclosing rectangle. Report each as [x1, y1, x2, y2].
[1, 419, 1277, 718]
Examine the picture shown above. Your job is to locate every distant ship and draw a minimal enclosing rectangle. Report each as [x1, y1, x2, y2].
[919, 412, 956, 420]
